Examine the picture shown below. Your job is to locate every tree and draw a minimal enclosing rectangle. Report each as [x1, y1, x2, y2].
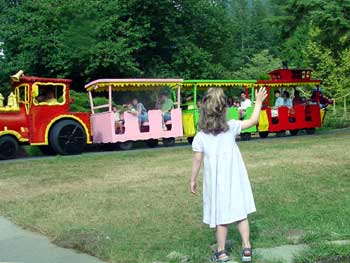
[232, 49, 281, 80]
[0, 0, 238, 94]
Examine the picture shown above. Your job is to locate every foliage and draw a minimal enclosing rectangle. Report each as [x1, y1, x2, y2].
[1, 0, 350, 106]
[232, 49, 281, 80]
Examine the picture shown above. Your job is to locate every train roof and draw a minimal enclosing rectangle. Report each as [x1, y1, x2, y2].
[183, 80, 256, 90]
[14, 76, 72, 84]
[256, 79, 321, 87]
[85, 78, 183, 92]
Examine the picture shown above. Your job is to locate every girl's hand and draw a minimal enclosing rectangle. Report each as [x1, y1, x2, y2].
[190, 179, 197, 194]
[255, 87, 268, 103]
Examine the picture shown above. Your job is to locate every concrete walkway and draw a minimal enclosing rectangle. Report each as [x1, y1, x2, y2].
[0, 217, 105, 263]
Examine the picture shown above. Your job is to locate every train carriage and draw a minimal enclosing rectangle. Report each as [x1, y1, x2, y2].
[85, 78, 184, 150]
[182, 79, 257, 142]
[256, 68, 323, 138]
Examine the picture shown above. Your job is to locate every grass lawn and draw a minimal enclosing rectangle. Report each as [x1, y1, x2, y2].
[0, 131, 350, 263]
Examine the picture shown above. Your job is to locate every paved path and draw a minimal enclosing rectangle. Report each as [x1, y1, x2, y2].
[255, 244, 309, 263]
[0, 217, 105, 263]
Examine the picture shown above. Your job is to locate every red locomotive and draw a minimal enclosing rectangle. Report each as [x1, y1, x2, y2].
[0, 71, 91, 159]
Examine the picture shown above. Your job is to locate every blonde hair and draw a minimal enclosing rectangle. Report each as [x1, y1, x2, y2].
[198, 88, 229, 135]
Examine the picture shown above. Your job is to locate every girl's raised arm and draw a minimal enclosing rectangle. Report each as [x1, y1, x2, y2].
[241, 87, 267, 130]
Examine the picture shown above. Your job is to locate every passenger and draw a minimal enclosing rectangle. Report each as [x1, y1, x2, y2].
[271, 90, 284, 117]
[159, 92, 174, 130]
[112, 106, 124, 134]
[274, 90, 284, 107]
[319, 93, 333, 109]
[311, 90, 332, 109]
[185, 94, 196, 110]
[283, 91, 293, 108]
[131, 98, 148, 126]
[227, 96, 234, 107]
[238, 91, 251, 119]
[233, 99, 241, 108]
[37, 88, 58, 104]
[293, 90, 305, 105]
[197, 96, 202, 109]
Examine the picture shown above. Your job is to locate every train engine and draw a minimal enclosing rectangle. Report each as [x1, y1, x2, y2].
[0, 71, 91, 159]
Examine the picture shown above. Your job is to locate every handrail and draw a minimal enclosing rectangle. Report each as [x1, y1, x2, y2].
[93, 104, 110, 110]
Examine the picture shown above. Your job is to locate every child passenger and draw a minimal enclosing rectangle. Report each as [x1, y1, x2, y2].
[190, 87, 267, 262]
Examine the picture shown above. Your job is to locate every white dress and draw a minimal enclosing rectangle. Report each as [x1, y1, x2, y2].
[192, 120, 256, 228]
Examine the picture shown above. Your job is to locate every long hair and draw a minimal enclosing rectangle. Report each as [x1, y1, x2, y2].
[198, 88, 229, 135]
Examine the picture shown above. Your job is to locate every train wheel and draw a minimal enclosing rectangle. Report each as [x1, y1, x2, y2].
[187, 137, 194, 144]
[306, 128, 316, 135]
[38, 145, 57, 155]
[240, 133, 251, 141]
[163, 137, 175, 147]
[49, 120, 87, 155]
[276, 131, 286, 137]
[0, 135, 18, 160]
[259, 131, 269, 138]
[119, 141, 133, 150]
[289, 129, 299, 136]
[146, 139, 159, 148]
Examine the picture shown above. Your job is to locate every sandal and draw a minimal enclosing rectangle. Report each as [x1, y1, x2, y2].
[211, 250, 230, 262]
[241, 248, 252, 262]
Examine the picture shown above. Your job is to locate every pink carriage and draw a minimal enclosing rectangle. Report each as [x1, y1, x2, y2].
[85, 79, 184, 150]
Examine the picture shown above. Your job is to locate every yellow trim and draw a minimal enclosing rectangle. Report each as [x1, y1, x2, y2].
[87, 82, 182, 92]
[255, 82, 320, 87]
[15, 84, 30, 114]
[41, 115, 91, 145]
[0, 130, 29, 142]
[0, 106, 20, 112]
[32, 82, 67, 106]
[183, 82, 255, 89]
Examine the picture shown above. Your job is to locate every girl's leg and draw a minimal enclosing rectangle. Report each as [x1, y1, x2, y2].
[236, 218, 251, 248]
[216, 224, 228, 252]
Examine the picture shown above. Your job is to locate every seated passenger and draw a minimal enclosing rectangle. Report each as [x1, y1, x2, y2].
[112, 106, 124, 134]
[283, 91, 293, 108]
[238, 91, 251, 119]
[274, 90, 284, 108]
[227, 96, 234, 107]
[184, 94, 196, 110]
[196, 96, 202, 109]
[272, 90, 284, 117]
[159, 92, 174, 130]
[233, 99, 240, 108]
[131, 98, 148, 125]
[292, 90, 306, 105]
[36, 88, 58, 104]
[311, 90, 333, 109]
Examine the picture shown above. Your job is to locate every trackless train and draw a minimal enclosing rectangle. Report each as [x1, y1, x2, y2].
[0, 68, 324, 159]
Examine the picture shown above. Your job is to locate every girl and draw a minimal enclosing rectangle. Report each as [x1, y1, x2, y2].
[190, 87, 267, 262]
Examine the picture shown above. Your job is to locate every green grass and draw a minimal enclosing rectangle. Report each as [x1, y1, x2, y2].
[1, 131, 350, 263]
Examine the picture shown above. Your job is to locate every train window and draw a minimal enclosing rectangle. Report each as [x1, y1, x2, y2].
[16, 84, 29, 104]
[32, 83, 66, 105]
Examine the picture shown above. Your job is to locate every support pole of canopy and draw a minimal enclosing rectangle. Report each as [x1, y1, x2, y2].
[88, 91, 94, 114]
[177, 85, 181, 108]
[194, 83, 197, 109]
[108, 85, 112, 112]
